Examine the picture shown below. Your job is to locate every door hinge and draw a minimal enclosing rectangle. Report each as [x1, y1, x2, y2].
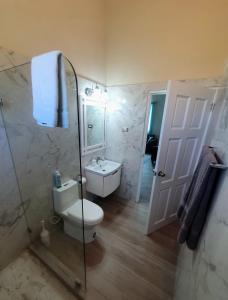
[210, 102, 216, 111]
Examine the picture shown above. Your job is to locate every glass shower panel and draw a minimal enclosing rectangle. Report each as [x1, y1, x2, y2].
[0, 58, 85, 293]
[0, 102, 29, 270]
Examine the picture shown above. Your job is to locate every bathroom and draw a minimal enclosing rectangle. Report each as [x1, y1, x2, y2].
[1, 1, 228, 300]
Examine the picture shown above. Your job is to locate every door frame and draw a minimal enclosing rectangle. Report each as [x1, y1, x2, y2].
[135, 89, 167, 204]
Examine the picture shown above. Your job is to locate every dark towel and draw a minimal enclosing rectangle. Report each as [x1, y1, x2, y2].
[177, 146, 220, 250]
[57, 53, 64, 127]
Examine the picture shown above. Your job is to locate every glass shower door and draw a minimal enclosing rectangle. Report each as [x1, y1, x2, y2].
[0, 57, 86, 295]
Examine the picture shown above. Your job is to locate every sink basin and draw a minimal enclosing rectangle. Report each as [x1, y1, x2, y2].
[85, 160, 121, 176]
[85, 159, 122, 197]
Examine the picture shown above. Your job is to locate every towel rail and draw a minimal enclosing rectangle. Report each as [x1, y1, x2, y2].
[210, 163, 228, 170]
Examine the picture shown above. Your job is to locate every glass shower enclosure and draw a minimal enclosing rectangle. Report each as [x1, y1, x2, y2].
[0, 57, 86, 296]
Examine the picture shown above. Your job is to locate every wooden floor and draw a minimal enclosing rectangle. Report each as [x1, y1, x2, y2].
[85, 196, 179, 300]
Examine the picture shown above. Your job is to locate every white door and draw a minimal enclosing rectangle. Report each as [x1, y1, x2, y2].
[146, 80, 215, 234]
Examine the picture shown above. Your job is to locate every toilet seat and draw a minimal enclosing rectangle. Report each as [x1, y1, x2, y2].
[63, 199, 104, 226]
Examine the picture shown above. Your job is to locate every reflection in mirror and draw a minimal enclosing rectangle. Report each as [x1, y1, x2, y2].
[80, 95, 106, 155]
[87, 105, 105, 146]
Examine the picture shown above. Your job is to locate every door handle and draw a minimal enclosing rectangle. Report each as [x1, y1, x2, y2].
[158, 171, 166, 177]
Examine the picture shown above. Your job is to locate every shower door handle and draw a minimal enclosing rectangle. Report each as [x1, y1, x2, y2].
[157, 171, 166, 177]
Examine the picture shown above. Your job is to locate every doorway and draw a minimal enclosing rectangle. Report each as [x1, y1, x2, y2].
[136, 81, 215, 235]
[146, 81, 215, 234]
[138, 92, 166, 205]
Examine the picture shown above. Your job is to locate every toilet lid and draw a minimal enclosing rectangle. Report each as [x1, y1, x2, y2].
[64, 199, 104, 226]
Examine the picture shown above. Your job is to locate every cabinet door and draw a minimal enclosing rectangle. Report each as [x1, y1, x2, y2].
[86, 171, 104, 197]
[103, 169, 121, 197]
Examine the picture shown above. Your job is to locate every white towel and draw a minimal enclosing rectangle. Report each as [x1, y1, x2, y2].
[31, 50, 69, 128]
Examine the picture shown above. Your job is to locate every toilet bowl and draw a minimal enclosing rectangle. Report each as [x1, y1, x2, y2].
[53, 179, 104, 243]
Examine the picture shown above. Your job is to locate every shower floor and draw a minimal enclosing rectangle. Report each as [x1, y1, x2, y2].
[0, 250, 78, 300]
[39, 222, 84, 283]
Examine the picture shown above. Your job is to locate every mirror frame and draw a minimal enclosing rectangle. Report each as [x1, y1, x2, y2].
[80, 95, 106, 156]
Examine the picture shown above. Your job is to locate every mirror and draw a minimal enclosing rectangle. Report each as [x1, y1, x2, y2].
[80, 96, 106, 155]
[87, 105, 105, 146]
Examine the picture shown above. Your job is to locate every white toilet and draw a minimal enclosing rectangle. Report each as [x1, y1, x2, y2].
[53, 179, 104, 243]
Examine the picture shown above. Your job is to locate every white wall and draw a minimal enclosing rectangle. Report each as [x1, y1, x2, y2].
[0, 0, 105, 83]
[105, 0, 228, 85]
[1, 1, 228, 86]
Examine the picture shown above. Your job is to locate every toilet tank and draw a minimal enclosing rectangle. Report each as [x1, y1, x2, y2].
[53, 179, 79, 213]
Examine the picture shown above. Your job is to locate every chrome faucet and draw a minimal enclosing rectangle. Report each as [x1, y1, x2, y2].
[96, 156, 104, 164]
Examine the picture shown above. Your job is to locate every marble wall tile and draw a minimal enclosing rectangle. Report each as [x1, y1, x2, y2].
[105, 82, 166, 200]
[0, 46, 28, 72]
[0, 60, 83, 238]
[0, 47, 30, 270]
[0, 111, 29, 270]
[0, 47, 88, 269]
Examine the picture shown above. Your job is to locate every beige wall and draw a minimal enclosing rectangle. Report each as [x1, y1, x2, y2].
[0, 0, 105, 83]
[105, 0, 228, 85]
[1, 0, 228, 85]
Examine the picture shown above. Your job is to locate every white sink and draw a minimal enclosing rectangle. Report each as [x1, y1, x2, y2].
[85, 159, 122, 197]
[85, 160, 121, 176]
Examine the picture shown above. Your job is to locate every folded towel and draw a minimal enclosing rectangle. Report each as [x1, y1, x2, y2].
[31, 50, 68, 128]
[177, 146, 220, 250]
